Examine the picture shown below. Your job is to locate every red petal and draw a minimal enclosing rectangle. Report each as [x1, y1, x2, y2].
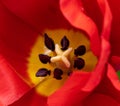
[83, 37, 110, 91]
[110, 56, 120, 71]
[83, 93, 119, 106]
[107, 64, 120, 91]
[0, 2, 39, 105]
[1, 0, 70, 30]
[97, 0, 112, 40]
[48, 38, 110, 105]
[48, 71, 91, 106]
[60, 0, 112, 56]
[82, 0, 103, 33]
[95, 64, 120, 104]
[9, 88, 47, 106]
[60, 0, 101, 56]
[82, 0, 112, 40]
[106, 64, 120, 103]
[0, 101, 4, 106]
[0, 56, 30, 105]
[48, 0, 111, 105]
[108, 0, 120, 56]
[0, 1, 38, 80]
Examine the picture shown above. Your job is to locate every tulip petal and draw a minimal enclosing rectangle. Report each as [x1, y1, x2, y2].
[0, 56, 30, 106]
[106, 64, 120, 103]
[82, 0, 112, 40]
[48, 0, 111, 104]
[95, 64, 120, 104]
[60, 0, 101, 56]
[107, 64, 120, 91]
[110, 56, 120, 71]
[108, 0, 120, 56]
[1, 0, 71, 30]
[0, 2, 40, 105]
[81, 0, 103, 33]
[97, 0, 112, 40]
[9, 88, 47, 106]
[0, 1, 39, 83]
[48, 37, 111, 105]
[83, 37, 110, 91]
[48, 71, 91, 106]
[83, 93, 119, 106]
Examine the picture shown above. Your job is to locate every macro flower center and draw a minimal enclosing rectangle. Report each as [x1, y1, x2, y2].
[36, 33, 87, 80]
[27, 29, 97, 96]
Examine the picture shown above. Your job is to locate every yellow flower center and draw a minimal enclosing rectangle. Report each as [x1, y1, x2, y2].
[27, 29, 97, 96]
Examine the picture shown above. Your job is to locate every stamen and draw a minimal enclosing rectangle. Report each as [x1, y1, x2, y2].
[74, 45, 86, 56]
[39, 54, 51, 64]
[44, 33, 55, 51]
[74, 58, 85, 69]
[53, 68, 63, 80]
[61, 36, 69, 50]
[36, 68, 51, 77]
[37, 34, 87, 81]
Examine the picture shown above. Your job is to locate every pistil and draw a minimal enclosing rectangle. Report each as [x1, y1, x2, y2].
[50, 44, 73, 68]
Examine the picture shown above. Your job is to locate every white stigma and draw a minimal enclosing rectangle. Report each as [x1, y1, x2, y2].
[50, 44, 73, 68]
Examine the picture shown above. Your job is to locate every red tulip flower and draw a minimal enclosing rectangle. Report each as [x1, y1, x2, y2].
[0, 0, 120, 106]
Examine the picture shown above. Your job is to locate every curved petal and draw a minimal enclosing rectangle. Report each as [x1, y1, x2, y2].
[0, 1, 39, 81]
[97, 0, 112, 40]
[60, 0, 101, 56]
[48, 71, 91, 106]
[48, 0, 112, 105]
[48, 37, 110, 106]
[60, 0, 112, 56]
[0, 56, 30, 106]
[82, 0, 112, 40]
[95, 64, 120, 104]
[81, 0, 103, 33]
[83, 93, 119, 106]
[106, 64, 120, 103]
[1, 0, 71, 30]
[108, 0, 120, 56]
[82, 37, 110, 91]
[107, 64, 120, 92]
[0, 2, 39, 105]
[9, 88, 47, 106]
[110, 56, 120, 71]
